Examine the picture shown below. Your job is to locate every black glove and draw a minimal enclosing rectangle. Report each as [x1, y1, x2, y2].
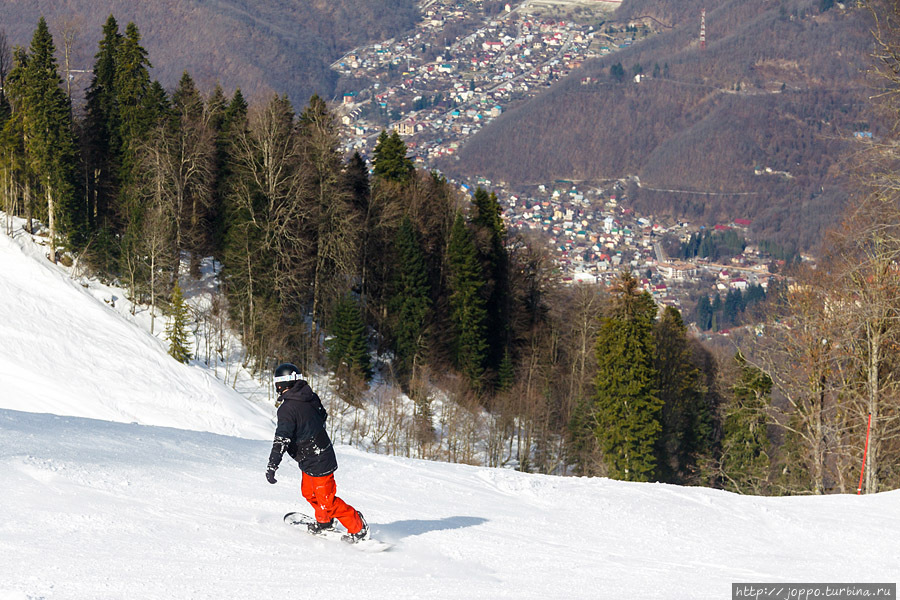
[266, 435, 289, 484]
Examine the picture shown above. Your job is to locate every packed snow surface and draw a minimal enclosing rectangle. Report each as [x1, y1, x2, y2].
[1, 226, 898, 599]
[2, 409, 899, 599]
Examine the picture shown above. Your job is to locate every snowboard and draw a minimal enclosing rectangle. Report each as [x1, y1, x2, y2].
[283, 512, 393, 553]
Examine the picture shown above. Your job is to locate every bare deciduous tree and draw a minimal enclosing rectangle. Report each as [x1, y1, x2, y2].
[227, 95, 306, 366]
[298, 97, 361, 334]
[0, 29, 11, 95]
[824, 196, 900, 494]
[751, 269, 845, 494]
[53, 17, 82, 114]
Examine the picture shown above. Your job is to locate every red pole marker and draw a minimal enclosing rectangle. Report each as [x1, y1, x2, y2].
[857, 413, 872, 495]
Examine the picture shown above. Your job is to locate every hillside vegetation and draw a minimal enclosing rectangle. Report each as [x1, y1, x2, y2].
[0, 0, 419, 103]
[450, 0, 876, 249]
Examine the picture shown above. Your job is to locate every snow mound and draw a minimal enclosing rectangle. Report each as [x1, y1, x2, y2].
[0, 230, 272, 440]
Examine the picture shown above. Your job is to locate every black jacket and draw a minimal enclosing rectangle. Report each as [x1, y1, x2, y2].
[267, 380, 338, 477]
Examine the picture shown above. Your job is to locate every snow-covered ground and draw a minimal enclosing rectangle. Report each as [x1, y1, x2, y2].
[1, 223, 899, 599]
[3, 409, 899, 599]
[0, 225, 273, 440]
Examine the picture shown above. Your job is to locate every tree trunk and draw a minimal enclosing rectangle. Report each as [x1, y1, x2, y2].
[150, 252, 157, 334]
[24, 181, 33, 235]
[46, 181, 56, 263]
[865, 325, 880, 494]
[813, 372, 825, 494]
[3, 163, 14, 235]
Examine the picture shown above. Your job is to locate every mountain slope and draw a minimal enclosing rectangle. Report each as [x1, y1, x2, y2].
[449, 0, 876, 248]
[1, 0, 419, 104]
[2, 408, 899, 599]
[0, 228, 272, 440]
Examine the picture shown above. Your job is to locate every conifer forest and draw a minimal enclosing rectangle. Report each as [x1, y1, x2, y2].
[2, 13, 900, 496]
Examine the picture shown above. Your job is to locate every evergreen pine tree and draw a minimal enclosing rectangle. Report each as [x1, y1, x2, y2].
[592, 272, 662, 481]
[167, 281, 192, 364]
[710, 293, 722, 331]
[2, 49, 33, 232]
[569, 394, 601, 475]
[372, 130, 414, 184]
[389, 216, 431, 387]
[345, 151, 370, 212]
[211, 88, 247, 257]
[22, 17, 82, 259]
[112, 22, 156, 282]
[328, 294, 372, 383]
[206, 85, 227, 131]
[695, 294, 712, 331]
[723, 289, 742, 327]
[721, 353, 772, 494]
[83, 14, 122, 235]
[471, 187, 504, 238]
[345, 150, 372, 303]
[115, 22, 153, 167]
[447, 213, 488, 387]
[699, 231, 715, 260]
[471, 187, 510, 376]
[224, 88, 248, 125]
[773, 411, 812, 495]
[372, 130, 389, 174]
[144, 80, 170, 123]
[0, 87, 10, 126]
[653, 306, 713, 483]
[745, 283, 766, 306]
[610, 62, 626, 82]
[204, 84, 228, 255]
[0, 31, 9, 124]
[173, 71, 203, 118]
[497, 347, 515, 393]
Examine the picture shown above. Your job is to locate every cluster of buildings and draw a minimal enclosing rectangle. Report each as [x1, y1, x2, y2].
[484, 179, 780, 313]
[333, 0, 646, 160]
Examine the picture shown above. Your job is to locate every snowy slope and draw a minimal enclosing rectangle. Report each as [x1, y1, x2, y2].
[1, 224, 899, 599]
[2, 409, 899, 600]
[0, 229, 272, 440]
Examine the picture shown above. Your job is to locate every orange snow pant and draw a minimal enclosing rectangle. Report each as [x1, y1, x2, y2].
[300, 472, 364, 534]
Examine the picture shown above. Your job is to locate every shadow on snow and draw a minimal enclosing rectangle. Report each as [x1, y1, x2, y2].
[376, 516, 488, 541]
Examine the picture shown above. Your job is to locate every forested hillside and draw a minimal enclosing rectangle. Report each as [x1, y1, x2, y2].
[0, 16, 731, 487]
[5, 6, 900, 498]
[450, 0, 876, 249]
[0, 0, 418, 104]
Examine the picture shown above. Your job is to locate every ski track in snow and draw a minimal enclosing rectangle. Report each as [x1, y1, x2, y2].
[1, 220, 899, 598]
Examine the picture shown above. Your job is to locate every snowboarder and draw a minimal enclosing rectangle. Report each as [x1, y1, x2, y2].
[266, 363, 368, 543]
